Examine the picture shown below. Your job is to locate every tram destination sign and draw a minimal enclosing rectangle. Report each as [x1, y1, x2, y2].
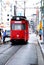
[15, 21, 22, 23]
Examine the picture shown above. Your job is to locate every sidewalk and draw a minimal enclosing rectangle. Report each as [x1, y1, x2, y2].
[0, 37, 10, 44]
[38, 36, 44, 58]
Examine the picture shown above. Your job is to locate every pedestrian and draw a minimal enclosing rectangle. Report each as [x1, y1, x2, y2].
[39, 29, 42, 40]
[1, 29, 4, 43]
[3, 30, 6, 43]
[0, 29, 2, 44]
[36, 30, 38, 36]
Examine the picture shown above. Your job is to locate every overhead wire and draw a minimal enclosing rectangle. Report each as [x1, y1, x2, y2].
[15, 1, 41, 10]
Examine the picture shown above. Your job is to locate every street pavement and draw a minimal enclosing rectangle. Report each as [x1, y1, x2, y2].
[36, 34, 44, 59]
[28, 32, 44, 59]
[0, 32, 44, 65]
[5, 43, 38, 65]
[28, 33, 38, 44]
[28, 32, 44, 65]
[5, 33, 44, 65]
[0, 44, 22, 65]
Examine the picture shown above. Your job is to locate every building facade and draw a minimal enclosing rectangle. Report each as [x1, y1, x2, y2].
[0, 0, 16, 30]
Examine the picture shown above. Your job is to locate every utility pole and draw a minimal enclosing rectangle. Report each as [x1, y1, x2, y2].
[41, 0, 42, 20]
[24, 1, 26, 16]
[42, 0, 44, 42]
[14, 6, 16, 16]
[41, 0, 44, 42]
[15, 1, 17, 16]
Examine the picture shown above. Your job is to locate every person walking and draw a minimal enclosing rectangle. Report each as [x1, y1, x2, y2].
[1, 30, 4, 43]
[36, 30, 38, 36]
[3, 30, 6, 43]
[39, 29, 42, 40]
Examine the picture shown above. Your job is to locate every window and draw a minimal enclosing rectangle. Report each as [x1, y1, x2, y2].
[7, 14, 9, 16]
[11, 24, 26, 30]
[7, 19, 9, 21]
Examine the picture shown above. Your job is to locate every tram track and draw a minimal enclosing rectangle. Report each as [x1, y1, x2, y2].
[5, 43, 38, 65]
[0, 42, 23, 65]
[0, 42, 12, 54]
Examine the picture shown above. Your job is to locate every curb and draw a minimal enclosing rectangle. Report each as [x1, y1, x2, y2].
[38, 41, 44, 58]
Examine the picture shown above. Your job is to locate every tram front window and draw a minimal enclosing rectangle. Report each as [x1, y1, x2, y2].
[12, 24, 26, 30]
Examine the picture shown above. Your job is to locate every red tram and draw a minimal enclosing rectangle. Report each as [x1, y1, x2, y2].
[10, 16, 29, 44]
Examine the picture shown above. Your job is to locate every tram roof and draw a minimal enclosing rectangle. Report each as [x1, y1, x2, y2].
[11, 16, 27, 20]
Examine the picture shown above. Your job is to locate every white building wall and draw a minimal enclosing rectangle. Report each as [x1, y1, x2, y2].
[0, 0, 15, 30]
[0, 3, 1, 23]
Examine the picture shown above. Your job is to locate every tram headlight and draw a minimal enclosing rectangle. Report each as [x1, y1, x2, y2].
[17, 35, 19, 37]
[16, 17, 19, 20]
